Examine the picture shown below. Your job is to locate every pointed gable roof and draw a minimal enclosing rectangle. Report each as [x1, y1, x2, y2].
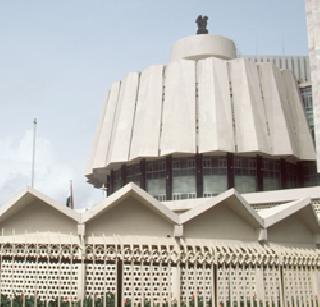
[259, 197, 320, 232]
[179, 189, 264, 227]
[0, 186, 80, 224]
[83, 182, 179, 224]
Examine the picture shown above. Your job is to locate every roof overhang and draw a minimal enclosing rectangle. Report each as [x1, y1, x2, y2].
[0, 187, 80, 224]
[260, 197, 320, 232]
[179, 189, 264, 228]
[82, 182, 180, 224]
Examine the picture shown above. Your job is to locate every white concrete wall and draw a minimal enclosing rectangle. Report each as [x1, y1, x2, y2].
[130, 65, 163, 159]
[109, 73, 140, 163]
[170, 34, 236, 61]
[85, 196, 174, 237]
[0, 200, 78, 235]
[160, 60, 196, 155]
[87, 54, 316, 181]
[282, 70, 315, 160]
[92, 81, 120, 169]
[258, 63, 294, 156]
[197, 57, 234, 152]
[244, 60, 271, 153]
[274, 67, 300, 156]
[183, 204, 257, 241]
[268, 214, 315, 246]
[229, 59, 260, 152]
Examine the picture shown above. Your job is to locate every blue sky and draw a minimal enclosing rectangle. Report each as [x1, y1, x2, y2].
[0, 0, 309, 207]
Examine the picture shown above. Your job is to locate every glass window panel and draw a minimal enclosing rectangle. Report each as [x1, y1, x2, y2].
[302, 161, 320, 187]
[234, 157, 257, 193]
[300, 86, 314, 138]
[286, 162, 297, 189]
[113, 170, 121, 192]
[172, 158, 196, 200]
[263, 159, 280, 191]
[146, 160, 166, 201]
[203, 157, 227, 197]
[126, 164, 141, 186]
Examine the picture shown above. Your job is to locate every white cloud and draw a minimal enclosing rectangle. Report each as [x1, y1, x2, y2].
[0, 130, 103, 208]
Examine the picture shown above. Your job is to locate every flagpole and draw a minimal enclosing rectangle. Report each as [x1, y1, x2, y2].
[70, 180, 74, 209]
[32, 118, 37, 188]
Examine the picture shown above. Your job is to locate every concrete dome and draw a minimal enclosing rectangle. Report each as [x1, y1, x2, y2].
[86, 35, 315, 187]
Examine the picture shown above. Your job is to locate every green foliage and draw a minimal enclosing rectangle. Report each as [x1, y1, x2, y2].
[94, 298, 103, 307]
[83, 297, 93, 307]
[106, 292, 115, 307]
[1, 294, 11, 307]
[0, 294, 84, 307]
[124, 298, 131, 307]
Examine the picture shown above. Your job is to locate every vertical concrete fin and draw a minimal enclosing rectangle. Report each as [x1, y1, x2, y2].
[160, 59, 196, 155]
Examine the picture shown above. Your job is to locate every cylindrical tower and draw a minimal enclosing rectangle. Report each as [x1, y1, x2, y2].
[86, 29, 316, 201]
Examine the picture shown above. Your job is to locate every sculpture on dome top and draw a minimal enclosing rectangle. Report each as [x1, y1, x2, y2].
[195, 15, 208, 34]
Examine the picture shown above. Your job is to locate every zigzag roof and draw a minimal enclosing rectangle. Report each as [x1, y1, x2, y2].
[0, 186, 80, 224]
[258, 197, 319, 232]
[82, 182, 179, 224]
[179, 189, 264, 228]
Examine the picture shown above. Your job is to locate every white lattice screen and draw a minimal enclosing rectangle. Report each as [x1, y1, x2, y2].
[122, 262, 171, 304]
[217, 265, 258, 305]
[0, 258, 80, 301]
[180, 264, 213, 302]
[283, 266, 318, 306]
[0, 244, 318, 305]
[262, 265, 281, 305]
[85, 262, 116, 298]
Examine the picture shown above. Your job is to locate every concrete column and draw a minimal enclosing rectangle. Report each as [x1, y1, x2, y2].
[106, 175, 111, 196]
[279, 265, 285, 307]
[120, 165, 127, 187]
[166, 155, 172, 200]
[227, 153, 235, 189]
[296, 162, 304, 188]
[256, 155, 263, 191]
[110, 170, 115, 194]
[280, 158, 287, 189]
[78, 225, 85, 307]
[212, 263, 217, 307]
[140, 159, 146, 190]
[116, 258, 123, 307]
[196, 154, 203, 198]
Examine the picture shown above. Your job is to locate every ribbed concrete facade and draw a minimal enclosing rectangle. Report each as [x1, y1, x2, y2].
[87, 55, 315, 186]
[306, 0, 320, 171]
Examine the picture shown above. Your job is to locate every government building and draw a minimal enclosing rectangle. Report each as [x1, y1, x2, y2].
[0, 15, 319, 307]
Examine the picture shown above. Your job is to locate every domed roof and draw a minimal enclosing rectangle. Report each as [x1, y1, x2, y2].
[86, 35, 315, 184]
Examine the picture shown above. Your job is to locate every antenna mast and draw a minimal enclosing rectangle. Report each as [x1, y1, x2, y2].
[31, 118, 37, 188]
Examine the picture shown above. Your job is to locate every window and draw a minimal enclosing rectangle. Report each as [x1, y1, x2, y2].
[263, 159, 280, 191]
[302, 161, 320, 187]
[113, 169, 121, 192]
[234, 157, 257, 193]
[286, 162, 297, 189]
[203, 157, 227, 197]
[126, 163, 141, 186]
[172, 158, 196, 200]
[146, 160, 166, 201]
[300, 86, 314, 138]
